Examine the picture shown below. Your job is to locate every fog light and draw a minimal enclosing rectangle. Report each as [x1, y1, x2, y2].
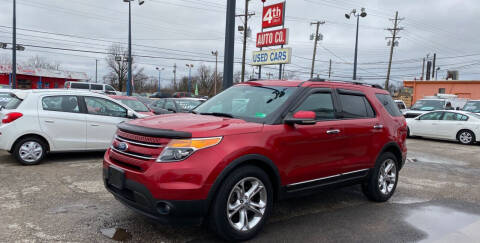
[156, 202, 172, 215]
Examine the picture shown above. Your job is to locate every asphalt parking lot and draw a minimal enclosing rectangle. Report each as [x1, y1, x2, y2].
[1, 138, 480, 242]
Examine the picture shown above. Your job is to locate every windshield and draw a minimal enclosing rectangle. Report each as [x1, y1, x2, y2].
[176, 99, 203, 111]
[411, 100, 444, 111]
[0, 92, 12, 107]
[117, 99, 150, 112]
[463, 101, 480, 113]
[194, 85, 297, 122]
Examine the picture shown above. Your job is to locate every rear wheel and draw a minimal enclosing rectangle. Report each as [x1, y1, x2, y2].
[362, 152, 398, 202]
[209, 165, 273, 241]
[457, 130, 475, 145]
[13, 137, 47, 165]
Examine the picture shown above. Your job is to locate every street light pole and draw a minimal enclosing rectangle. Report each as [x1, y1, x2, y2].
[124, 0, 144, 96]
[211, 51, 218, 95]
[346, 8, 367, 80]
[127, 0, 132, 96]
[156, 67, 164, 93]
[186, 64, 193, 93]
[12, 0, 16, 89]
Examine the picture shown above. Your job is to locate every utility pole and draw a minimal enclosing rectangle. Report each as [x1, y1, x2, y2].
[421, 58, 425, 80]
[238, 0, 254, 83]
[328, 59, 332, 78]
[95, 59, 98, 83]
[211, 51, 218, 95]
[432, 53, 436, 79]
[385, 11, 404, 91]
[186, 64, 194, 93]
[12, 0, 16, 89]
[223, 0, 236, 90]
[310, 21, 325, 79]
[173, 63, 177, 91]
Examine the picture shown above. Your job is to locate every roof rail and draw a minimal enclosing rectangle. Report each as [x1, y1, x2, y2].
[315, 79, 385, 90]
[307, 77, 326, 82]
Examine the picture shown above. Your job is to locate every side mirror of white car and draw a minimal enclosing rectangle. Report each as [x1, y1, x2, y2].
[127, 110, 137, 119]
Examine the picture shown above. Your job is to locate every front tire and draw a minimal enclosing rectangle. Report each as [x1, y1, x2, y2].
[209, 165, 273, 241]
[457, 130, 475, 145]
[13, 137, 47, 165]
[362, 152, 398, 202]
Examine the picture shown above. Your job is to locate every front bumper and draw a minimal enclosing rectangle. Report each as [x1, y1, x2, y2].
[103, 167, 208, 225]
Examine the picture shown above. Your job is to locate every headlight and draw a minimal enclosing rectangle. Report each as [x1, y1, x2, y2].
[156, 137, 222, 162]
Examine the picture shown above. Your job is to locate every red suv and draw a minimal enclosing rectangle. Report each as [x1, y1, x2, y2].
[103, 80, 407, 241]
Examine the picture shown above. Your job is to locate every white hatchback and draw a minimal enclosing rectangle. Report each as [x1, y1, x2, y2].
[406, 110, 480, 145]
[0, 89, 145, 165]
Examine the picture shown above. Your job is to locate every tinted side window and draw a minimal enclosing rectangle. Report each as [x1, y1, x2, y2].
[419, 112, 443, 120]
[339, 94, 375, 118]
[71, 83, 90, 89]
[42, 96, 80, 113]
[84, 97, 127, 118]
[105, 85, 115, 91]
[91, 84, 103, 90]
[376, 94, 402, 117]
[294, 92, 336, 120]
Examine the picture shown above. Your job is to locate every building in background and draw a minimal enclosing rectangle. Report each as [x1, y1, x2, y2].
[0, 64, 87, 89]
[403, 80, 480, 104]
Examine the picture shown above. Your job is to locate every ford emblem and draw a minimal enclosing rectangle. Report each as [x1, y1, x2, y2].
[117, 142, 128, 152]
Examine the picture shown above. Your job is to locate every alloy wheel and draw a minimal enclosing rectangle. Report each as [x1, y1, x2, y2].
[226, 177, 267, 232]
[378, 159, 397, 195]
[459, 132, 472, 144]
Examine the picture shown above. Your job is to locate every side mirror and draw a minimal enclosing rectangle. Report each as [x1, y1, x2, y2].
[127, 110, 137, 119]
[284, 111, 316, 125]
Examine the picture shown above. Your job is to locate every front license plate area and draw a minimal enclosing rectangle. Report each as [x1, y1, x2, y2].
[108, 166, 125, 190]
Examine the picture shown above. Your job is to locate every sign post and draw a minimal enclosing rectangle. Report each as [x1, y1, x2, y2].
[255, 1, 289, 80]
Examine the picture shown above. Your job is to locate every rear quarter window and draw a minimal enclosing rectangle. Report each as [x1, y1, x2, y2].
[376, 94, 402, 117]
[4, 95, 22, 109]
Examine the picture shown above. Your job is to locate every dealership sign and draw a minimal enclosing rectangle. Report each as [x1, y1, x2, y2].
[252, 48, 292, 66]
[262, 2, 285, 29]
[256, 28, 289, 48]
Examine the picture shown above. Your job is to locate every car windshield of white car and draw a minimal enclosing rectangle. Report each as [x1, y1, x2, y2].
[463, 101, 480, 113]
[411, 100, 444, 111]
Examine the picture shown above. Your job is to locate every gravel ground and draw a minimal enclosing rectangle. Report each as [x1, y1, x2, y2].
[1, 138, 480, 242]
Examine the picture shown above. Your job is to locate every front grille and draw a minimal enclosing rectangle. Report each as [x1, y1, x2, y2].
[110, 130, 171, 171]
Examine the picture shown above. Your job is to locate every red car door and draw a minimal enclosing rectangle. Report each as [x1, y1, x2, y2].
[272, 88, 348, 186]
[335, 89, 382, 172]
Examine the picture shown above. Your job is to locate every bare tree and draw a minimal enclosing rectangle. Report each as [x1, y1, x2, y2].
[23, 55, 60, 70]
[104, 44, 129, 92]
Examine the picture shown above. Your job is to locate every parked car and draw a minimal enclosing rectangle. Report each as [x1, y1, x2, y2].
[150, 98, 205, 113]
[0, 89, 146, 165]
[149, 92, 171, 99]
[407, 110, 480, 145]
[0, 88, 12, 108]
[103, 79, 407, 241]
[135, 96, 154, 106]
[172, 92, 193, 98]
[404, 98, 453, 118]
[462, 100, 480, 114]
[65, 81, 118, 95]
[394, 100, 407, 114]
[109, 95, 156, 116]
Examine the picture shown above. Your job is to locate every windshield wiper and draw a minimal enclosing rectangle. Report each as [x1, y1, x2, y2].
[200, 112, 234, 118]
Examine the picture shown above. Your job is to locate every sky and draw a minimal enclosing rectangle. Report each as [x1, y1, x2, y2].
[0, 0, 479, 87]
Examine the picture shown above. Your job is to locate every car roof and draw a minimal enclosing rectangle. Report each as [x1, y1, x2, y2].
[109, 95, 138, 100]
[242, 79, 388, 93]
[11, 89, 107, 99]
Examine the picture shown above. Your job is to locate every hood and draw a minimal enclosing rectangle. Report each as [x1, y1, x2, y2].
[138, 111, 156, 116]
[126, 113, 263, 137]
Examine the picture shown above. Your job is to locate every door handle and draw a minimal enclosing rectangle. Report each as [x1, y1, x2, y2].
[90, 124, 100, 127]
[44, 120, 54, 123]
[326, 129, 341, 134]
[373, 124, 384, 129]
